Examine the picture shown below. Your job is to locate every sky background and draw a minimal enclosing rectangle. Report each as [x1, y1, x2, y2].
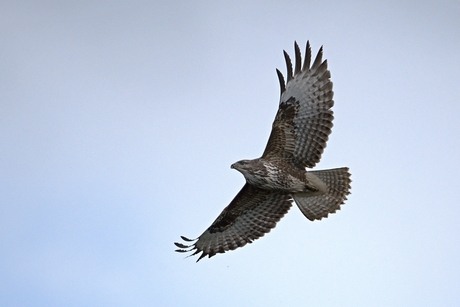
[1, 1, 460, 306]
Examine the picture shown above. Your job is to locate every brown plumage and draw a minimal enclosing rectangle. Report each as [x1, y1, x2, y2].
[175, 41, 351, 262]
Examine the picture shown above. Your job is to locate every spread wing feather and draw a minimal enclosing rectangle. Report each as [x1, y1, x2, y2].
[262, 41, 334, 168]
[175, 183, 292, 262]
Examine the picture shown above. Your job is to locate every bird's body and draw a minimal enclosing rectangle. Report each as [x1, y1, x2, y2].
[232, 159, 324, 194]
[175, 41, 352, 261]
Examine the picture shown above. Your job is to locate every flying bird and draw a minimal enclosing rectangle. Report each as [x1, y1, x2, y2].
[175, 41, 351, 262]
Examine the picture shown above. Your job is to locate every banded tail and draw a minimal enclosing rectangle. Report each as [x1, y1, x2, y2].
[293, 167, 351, 221]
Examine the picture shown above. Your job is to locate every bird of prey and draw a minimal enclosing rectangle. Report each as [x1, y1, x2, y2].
[175, 41, 351, 262]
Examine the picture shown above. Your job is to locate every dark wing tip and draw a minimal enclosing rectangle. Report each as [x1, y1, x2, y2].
[196, 252, 208, 262]
[174, 242, 191, 249]
[174, 236, 198, 255]
[294, 41, 301, 75]
[311, 45, 324, 70]
[283, 50, 293, 82]
[180, 236, 196, 242]
[302, 40, 312, 71]
[279, 41, 323, 91]
[276, 68, 286, 94]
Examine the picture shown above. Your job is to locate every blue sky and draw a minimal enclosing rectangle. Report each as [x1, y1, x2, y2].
[1, 1, 460, 306]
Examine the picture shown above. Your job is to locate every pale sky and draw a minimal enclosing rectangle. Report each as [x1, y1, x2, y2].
[1, 1, 460, 306]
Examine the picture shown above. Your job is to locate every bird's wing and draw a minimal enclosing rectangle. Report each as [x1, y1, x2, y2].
[262, 41, 334, 168]
[174, 183, 292, 262]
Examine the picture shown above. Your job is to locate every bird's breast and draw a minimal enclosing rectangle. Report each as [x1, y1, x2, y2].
[242, 160, 309, 193]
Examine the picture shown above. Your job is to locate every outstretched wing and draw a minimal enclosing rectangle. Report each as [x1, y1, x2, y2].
[174, 184, 292, 262]
[262, 41, 334, 168]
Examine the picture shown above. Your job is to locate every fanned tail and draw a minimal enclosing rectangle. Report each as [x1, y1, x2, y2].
[293, 167, 351, 221]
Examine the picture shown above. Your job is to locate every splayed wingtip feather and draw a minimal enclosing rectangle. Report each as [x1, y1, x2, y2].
[283, 50, 293, 82]
[180, 236, 196, 242]
[174, 242, 191, 249]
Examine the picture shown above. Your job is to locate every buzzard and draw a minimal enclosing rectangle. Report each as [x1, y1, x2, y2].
[175, 41, 351, 262]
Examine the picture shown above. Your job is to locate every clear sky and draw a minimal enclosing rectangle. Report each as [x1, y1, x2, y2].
[1, 1, 460, 306]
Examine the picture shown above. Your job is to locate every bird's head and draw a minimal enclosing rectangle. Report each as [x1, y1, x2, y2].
[230, 160, 252, 174]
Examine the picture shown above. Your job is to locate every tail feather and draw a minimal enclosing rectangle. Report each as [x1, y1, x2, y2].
[293, 167, 351, 221]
